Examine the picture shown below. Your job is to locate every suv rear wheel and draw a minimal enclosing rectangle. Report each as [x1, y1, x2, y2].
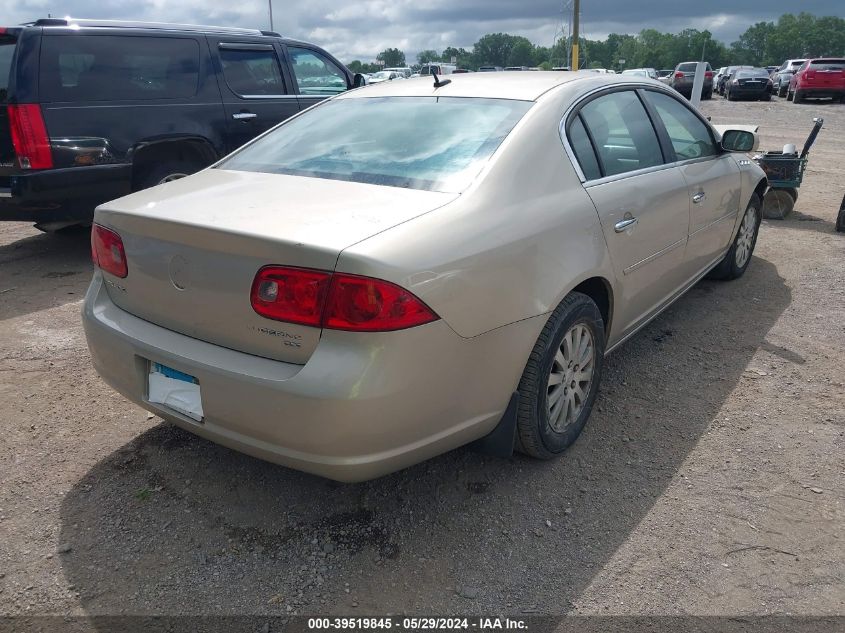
[135, 159, 204, 191]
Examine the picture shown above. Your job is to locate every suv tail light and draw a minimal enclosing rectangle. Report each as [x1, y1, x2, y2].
[704, 71, 713, 79]
[674, 71, 685, 78]
[91, 224, 128, 278]
[251, 266, 439, 332]
[7, 104, 53, 169]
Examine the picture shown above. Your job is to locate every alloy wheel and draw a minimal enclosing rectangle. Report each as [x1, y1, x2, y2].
[735, 206, 758, 268]
[547, 324, 595, 433]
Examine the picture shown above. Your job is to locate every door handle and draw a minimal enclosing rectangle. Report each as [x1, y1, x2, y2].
[614, 217, 638, 233]
[232, 112, 257, 121]
[692, 192, 706, 204]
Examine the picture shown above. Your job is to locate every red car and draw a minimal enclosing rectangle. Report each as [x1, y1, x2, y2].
[788, 58, 845, 103]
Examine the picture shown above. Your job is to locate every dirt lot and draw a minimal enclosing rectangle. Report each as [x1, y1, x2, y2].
[1, 97, 843, 621]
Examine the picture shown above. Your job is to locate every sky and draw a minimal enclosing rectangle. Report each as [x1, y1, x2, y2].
[2, 0, 843, 63]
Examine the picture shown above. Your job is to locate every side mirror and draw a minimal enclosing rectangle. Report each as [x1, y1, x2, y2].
[352, 73, 367, 88]
[721, 129, 757, 153]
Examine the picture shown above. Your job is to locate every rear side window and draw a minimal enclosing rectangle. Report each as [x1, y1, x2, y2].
[219, 47, 286, 96]
[0, 33, 17, 102]
[567, 115, 602, 181]
[577, 90, 664, 177]
[40, 35, 200, 102]
[643, 91, 717, 161]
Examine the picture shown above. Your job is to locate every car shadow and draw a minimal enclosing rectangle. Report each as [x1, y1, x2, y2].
[58, 256, 791, 617]
[764, 210, 839, 234]
[0, 230, 92, 321]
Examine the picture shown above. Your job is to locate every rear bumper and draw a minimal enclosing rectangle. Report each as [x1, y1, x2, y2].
[0, 164, 132, 223]
[82, 273, 543, 481]
[796, 87, 845, 99]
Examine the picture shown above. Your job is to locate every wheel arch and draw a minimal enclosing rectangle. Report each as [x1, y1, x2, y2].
[128, 136, 219, 190]
[569, 275, 614, 336]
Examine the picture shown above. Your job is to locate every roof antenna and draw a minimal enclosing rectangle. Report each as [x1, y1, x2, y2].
[432, 69, 451, 88]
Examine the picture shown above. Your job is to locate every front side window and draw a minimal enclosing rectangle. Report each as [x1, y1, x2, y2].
[577, 90, 664, 177]
[40, 35, 199, 102]
[643, 91, 717, 161]
[288, 47, 347, 96]
[219, 47, 286, 96]
[219, 96, 532, 193]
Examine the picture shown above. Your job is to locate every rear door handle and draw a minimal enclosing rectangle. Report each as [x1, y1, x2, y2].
[614, 217, 638, 232]
[692, 192, 706, 203]
[232, 112, 257, 121]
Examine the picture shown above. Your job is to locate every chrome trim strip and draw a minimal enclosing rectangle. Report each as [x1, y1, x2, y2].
[238, 94, 298, 99]
[689, 210, 738, 239]
[0, 191, 11, 198]
[623, 237, 686, 275]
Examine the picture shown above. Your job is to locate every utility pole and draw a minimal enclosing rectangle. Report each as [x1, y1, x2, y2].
[571, 0, 580, 70]
[269, 0, 274, 31]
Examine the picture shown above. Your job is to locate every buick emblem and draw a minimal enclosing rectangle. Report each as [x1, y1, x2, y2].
[169, 255, 190, 290]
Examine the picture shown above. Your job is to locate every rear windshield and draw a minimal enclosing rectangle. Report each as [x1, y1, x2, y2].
[0, 33, 17, 102]
[809, 60, 845, 70]
[39, 35, 200, 102]
[736, 70, 770, 78]
[678, 63, 711, 73]
[219, 96, 533, 193]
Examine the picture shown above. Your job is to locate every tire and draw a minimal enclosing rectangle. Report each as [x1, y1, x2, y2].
[836, 195, 845, 233]
[708, 193, 762, 281]
[793, 90, 803, 104]
[515, 292, 605, 459]
[703, 90, 712, 100]
[777, 84, 788, 98]
[134, 159, 203, 191]
[762, 92, 771, 101]
[727, 90, 736, 101]
[787, 89, 794, 101]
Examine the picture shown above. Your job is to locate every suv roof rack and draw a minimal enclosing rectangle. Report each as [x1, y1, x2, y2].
[26, 17, 281, 37]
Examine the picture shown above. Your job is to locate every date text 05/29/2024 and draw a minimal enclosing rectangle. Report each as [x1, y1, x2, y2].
[307, 618, 529, 631]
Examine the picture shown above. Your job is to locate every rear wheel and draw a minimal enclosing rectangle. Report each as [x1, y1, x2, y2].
[709, 194, 762, 280]
[787, 89, 794, 101]
[793, 90, 804, 104]
[515, 292, 605, 459]
[134, 158, 204, 191]
[778, 84, 788, 98]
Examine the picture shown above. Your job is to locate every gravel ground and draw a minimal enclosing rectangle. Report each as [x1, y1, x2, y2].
[0, 96, 843, 619]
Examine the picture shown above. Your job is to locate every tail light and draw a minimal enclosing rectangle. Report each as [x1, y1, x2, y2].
[674, 71, 685, 79]
[251, 266, 439, 332]
[251, 267, 331, 327]
[91, 224, 128, 278]
[705, 71, 713, 79]
[7, 104, 53, 169]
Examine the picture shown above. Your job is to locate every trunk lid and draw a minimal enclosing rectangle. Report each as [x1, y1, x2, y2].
[94, 169, 457, 364]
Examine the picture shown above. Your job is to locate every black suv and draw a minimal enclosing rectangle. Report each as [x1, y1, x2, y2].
[0, 18, 363, 231]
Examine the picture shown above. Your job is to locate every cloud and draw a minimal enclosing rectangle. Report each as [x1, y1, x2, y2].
[4, 0, 843, 63]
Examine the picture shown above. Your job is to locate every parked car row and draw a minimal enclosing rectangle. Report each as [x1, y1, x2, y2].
[712, 58, 845, 104]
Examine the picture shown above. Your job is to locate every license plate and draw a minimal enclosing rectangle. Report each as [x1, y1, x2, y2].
[148, 362, 204, 422]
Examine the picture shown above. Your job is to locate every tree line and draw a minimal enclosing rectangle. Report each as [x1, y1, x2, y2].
[346, 12, 845, 73]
